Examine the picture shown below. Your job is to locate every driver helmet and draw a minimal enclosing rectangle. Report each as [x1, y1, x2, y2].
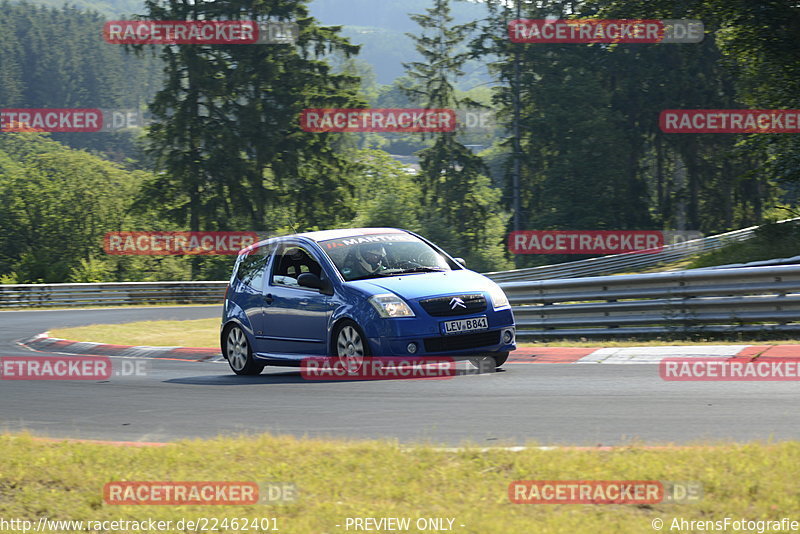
[356, 242, 387, 273]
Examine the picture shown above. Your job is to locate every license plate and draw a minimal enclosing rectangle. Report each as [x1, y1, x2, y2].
[442, 316, 488, 335]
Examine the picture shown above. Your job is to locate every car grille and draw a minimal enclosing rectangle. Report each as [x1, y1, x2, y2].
[419, 294, 487, 317]
[423, 330, 501, 353]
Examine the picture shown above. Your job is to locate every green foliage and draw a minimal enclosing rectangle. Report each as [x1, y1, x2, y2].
[3, 0, 799, 282]
[349, 150, 423, 230]
[0, 133, 167, 283]
[15, 0, 141, 17]
[0, 1, 161, 159]
[347, 149, 511, 271]
[474, 0, 798, 270]
[136, 0, 363, 249]
[403, 0, 512, 271]
[690, 220, 800, 268]
[702, 0, 800, 187]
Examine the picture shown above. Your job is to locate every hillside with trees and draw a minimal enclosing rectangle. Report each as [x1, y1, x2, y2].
[1, 0, 798, 282]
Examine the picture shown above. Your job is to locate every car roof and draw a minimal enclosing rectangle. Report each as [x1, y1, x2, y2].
[296, 227, 408, 242]
[240, 227, 409, 255]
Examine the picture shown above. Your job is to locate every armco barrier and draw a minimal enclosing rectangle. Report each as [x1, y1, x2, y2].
[1, 265, 799, 340]
[485, 217, 800, 282]
[0, 281, 226, 308]
[503, 264, 800, 338]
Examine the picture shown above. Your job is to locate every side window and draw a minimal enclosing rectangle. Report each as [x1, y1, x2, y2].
[271, 245, 323, 289]
[236, 243, 273, 290]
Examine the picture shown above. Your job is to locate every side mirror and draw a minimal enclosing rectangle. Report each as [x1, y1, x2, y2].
[453, 257, 467, 268]
[298, 273, 333, 295]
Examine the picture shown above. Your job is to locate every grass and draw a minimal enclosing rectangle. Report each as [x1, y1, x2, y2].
[1, 433, 798, 533]
[50, 319, 221, 348]
[690, 220, 800, 269]
[49, 318, 799, 349]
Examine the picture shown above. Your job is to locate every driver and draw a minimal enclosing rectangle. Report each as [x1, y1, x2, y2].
[351, 242, 388, 277]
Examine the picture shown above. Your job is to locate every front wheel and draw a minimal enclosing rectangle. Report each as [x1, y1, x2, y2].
[225, 325, 264, 376]
[468, 352, 508, 372]
[333, 320, 370, 373]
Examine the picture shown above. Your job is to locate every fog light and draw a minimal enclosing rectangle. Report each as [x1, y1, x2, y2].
[406, 342, 418, 354]
[503, 330, 514, 344]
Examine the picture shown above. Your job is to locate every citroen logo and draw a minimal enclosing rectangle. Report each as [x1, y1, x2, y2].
[449, 297, 467, 310]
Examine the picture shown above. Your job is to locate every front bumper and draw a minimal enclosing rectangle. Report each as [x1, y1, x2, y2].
[365, 308, 516, 357]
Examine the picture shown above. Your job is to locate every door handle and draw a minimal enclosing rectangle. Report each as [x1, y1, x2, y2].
[263, 293, 273, 305]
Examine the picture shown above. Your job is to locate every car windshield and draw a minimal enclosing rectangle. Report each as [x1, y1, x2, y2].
[319, 233, 454, 281]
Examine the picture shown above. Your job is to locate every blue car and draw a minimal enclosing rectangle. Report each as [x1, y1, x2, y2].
[221, 227, 515, 375]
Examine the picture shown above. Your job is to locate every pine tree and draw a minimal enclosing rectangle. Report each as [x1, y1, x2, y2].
[134, 0, 363, 271]
[404, 0, 510, 271]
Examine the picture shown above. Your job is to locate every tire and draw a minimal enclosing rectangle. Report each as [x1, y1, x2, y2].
[332, 320, 370, 373]
[492, 352, 509, 367]
[468, 352, 509, 372]
[224, 324, 264, 376]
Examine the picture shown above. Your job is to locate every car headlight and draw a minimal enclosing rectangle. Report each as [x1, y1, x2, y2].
[368, 294, 415, 318]
[487, 283, 510, 310]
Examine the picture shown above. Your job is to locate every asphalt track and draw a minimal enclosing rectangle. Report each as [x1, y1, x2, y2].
[1, 306, 799, 445]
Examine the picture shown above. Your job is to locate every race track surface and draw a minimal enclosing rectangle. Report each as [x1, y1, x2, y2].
[1, 306, 799, 445]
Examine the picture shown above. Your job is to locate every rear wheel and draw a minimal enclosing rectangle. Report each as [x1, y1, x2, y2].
[468, 352, 508, 372]
[225, 325, 264, 376]
[333, 320, 369, 373]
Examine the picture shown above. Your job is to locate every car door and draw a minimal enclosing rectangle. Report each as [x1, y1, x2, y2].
[231, 242, 274, 354]
[259, 241, 332, 356]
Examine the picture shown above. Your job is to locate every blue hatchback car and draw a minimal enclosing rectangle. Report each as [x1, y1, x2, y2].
[221, 228, 515, 375]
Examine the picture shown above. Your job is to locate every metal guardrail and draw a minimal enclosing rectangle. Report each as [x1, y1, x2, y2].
[0, 281, 227, 308]
[2, 265, 799, 340]
[485, 218, 800, 282]
[2, 218, 798, 339]
[705, 254, 800, 270]
[501, 264, 800, 338]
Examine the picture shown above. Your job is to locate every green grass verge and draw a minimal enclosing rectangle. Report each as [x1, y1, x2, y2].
[690, 220, 800, 269]
[1, 434, 798, 533]
[50, 319, 221, 348]
[48, 319, 799, 349]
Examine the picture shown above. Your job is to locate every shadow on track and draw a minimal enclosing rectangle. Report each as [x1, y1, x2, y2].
[165, 366, 505, 386]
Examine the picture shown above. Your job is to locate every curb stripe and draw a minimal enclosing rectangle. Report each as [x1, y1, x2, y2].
[511, 347, 598, 363]
[17, 335, 800, 365]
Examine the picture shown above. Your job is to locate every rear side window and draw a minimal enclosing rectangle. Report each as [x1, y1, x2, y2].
[271, 244, 323, 288]
[235, 243, 273, 290]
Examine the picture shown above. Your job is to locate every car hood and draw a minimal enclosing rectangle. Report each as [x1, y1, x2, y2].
[346, 269, 495, 300]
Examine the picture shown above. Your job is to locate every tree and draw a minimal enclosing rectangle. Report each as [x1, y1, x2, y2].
[0, 2, 160, 159]
[0, 133, 160, 283]
[133, 0, 364, 277]
[403, 0, 511, 271]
